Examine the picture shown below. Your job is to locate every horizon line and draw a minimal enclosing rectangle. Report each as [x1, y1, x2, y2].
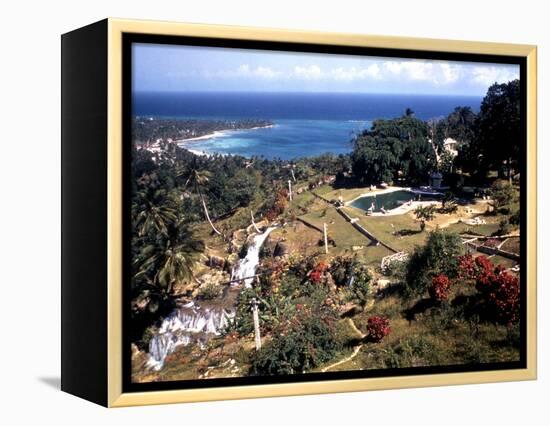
[132, 90, 484, 97]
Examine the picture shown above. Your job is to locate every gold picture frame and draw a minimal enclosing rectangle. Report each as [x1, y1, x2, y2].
[61, 18, 537, 407]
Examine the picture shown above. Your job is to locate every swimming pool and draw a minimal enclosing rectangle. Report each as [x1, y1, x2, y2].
[350, 190, 442, 213]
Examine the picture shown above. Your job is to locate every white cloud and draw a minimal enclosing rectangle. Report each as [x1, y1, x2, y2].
[440, 63, 461, 84]
[383, 60, 462, 85]
[205, 64, 282, 79]
[329, 64, 381, 81]
[471, 66, 519, 86]
[293, 65, 323, 80]
[235, 64, 282, 79]
[202, 60, 518, 92]
[384, 61, 433, 81]
[216, 63, 383, 82]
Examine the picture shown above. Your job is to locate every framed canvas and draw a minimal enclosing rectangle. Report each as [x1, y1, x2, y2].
[61, 18, 537, 407]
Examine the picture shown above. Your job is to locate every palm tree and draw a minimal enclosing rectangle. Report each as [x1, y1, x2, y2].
[134, 196, 178, 237]
[134, 220, 205, 296]
[414, 204, 437, 232]
[133, 173, 178, 237]
[177, 164, 222, 236]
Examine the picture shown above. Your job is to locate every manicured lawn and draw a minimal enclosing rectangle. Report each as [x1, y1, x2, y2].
[291, 189, 315, 205]
[268, 221, 325, 258]
[445, 221, 501, 237]
[500, 237, 520, 255]
[353, 244, 395, 270]
[299, 207, 370, 247]
[488, 254, 518, 269]
[298, 204, 394, 268]
[342, 206, 429, 253]
[312, 184, 335, 196]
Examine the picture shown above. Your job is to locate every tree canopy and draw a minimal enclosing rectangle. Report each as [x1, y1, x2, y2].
[456, 80, 520, 180]
[351, 114, 436, 185]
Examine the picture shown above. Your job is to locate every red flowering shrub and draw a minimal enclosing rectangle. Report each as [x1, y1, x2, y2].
[316, 261, 329, 272]
[488, 271, 520, 324]
[458, 254, 520, 324]
[309, 270, 322, 283]
[429, 274, 452, 302]
[366, 316, 391, 342]
[309, 261, 329, 283]
[458, 254, 493, 281]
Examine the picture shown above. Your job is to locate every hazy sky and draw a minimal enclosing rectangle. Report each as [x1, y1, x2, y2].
[132, 43, 519, 96]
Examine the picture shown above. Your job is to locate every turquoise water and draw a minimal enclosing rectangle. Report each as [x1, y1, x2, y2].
[184, 119, 368, 159]
[351, 190, 442, 212]
[134, 92, 482, 160]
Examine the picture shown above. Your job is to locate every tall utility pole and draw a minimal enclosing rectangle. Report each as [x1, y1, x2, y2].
[323, 223, 329, 254]
[288, 180, 293, 201]
[251, 297, 261, 350]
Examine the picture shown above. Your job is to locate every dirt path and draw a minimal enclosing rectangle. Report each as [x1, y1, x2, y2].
[321, 318, 366, 373]
[347, 317, 366, 339]
[321, 345, 363, 372]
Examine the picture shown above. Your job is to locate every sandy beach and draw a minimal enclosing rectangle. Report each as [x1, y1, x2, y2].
[176, 124, 274, 145]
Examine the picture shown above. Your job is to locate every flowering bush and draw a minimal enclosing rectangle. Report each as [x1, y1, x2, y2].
[367, 316, 391, 342]
[429, 274, 452, 302]
[309, 261, 329, 283]
[488, 271, 520, 324]
[458, 254, 493, 281]
[458, 254, 520, 324]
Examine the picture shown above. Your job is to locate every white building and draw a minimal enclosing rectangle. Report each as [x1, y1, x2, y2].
[443, 137, 459, 157]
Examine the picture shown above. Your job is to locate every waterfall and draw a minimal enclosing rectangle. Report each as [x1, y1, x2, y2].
[145, 226, 275, 371]
[146, 301, 234, 371]
[231, 227, 275, 287]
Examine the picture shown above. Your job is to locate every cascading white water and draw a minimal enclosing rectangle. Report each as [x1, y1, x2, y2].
[146, 226, 275, 371]
[231, 227, 275, 287]
[146, 301, 235, 370]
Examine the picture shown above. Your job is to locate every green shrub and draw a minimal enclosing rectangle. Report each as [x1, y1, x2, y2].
[350, 266, 372, 307]
[496, 218, 512, 236]
[197, 282, 222, 300]
[490, 179, 517, 213]
[403, 230, 463, 298]
[250, 305, 341, 375]
[381, 336, 440, 368]
[509, 209, 521, 226]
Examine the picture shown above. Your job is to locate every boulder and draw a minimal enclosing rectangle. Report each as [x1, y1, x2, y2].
[273, 241, 289, 257]
[207, 255, 226, 269]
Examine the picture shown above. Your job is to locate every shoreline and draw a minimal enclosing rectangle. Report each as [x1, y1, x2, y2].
[176, 124, 274, 145]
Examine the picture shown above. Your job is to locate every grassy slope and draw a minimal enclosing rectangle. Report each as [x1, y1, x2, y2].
[146, 184, 521, 381]
[297, 200, 393, 269]
[318, 290, 520, 373]
[343, 206, 429, 253]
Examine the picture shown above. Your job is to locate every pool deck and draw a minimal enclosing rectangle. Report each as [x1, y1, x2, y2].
[345, 186, 442, 216]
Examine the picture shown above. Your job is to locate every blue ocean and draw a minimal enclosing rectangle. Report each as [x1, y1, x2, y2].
[133, 92, 482, 159]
